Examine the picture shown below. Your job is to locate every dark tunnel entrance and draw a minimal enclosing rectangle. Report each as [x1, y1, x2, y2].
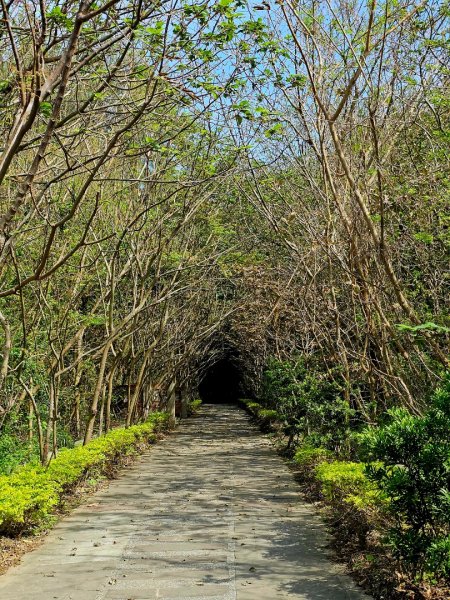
[198, 357, 242, 404]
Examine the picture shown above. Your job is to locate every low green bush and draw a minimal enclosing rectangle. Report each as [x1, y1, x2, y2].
[0, 467, 59, 534]
[292, 447, 333, 496]
[425, 535, 450, 580]
[241, 399, 261, 416]
[0, 434, 40, 475]
[315, 460, 381, 510]
[314, 459, 387, 549]
[260, 357, 356, 452]
[258, 408, 279, 421]
[187, 399, 202, 415]
[294, 446, 332, 468]
[240, 400, 281, 431]
[0, 412, 169, 535]
[359, 373, 450, 580]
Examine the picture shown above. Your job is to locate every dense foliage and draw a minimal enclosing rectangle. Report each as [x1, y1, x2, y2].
[360, 376, 450, 580]
[261, 358, 355, 452]
[0, 0, 447, 461]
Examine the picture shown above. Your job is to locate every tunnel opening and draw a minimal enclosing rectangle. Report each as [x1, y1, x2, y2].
[198, 356, 243, 404]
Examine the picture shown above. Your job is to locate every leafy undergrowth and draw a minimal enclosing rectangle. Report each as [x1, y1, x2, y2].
[240, 398, 450, 600]
[239, 399, 282, 433]
[187, 399, 203, 415]
[0, 412, 170, 537]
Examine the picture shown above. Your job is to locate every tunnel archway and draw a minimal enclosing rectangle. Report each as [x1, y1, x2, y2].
[198, 356, 242, 404]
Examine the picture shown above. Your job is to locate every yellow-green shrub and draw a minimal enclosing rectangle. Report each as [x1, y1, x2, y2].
[241, 400, 281, 431]
[313, 460, 391, 550]
[258, 408, 279, 421]
[294, 446, 332, 467]
[0, 412, 169, 535]
[241, 399, 261, 415]
[315, 460, 383, 510]
[0, 467, 59, 534]
[241, 400, 278, 419]
[187, 399, 202, 415]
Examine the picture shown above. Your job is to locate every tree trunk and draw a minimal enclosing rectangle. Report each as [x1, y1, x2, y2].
[84, 340, 112, 444]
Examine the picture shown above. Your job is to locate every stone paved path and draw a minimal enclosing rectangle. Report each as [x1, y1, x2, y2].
[0, 405, 370, 599]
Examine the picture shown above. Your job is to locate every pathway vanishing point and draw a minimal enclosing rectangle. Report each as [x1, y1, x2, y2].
[0, 405, 370, 599]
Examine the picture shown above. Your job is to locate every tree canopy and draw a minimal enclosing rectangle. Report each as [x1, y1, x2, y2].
[0, 0, 447, 458]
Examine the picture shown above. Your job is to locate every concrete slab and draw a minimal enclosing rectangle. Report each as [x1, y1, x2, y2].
[0, 405, 370, 599]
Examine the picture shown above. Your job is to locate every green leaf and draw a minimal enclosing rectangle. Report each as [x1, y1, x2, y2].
[39, 101, 52, 117]
[414, 232, 434, 244]
[395, 322, 450, 334]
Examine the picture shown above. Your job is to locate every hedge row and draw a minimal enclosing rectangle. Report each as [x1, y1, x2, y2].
[0, 412, 170, 535]
[240, 399, 280, 430]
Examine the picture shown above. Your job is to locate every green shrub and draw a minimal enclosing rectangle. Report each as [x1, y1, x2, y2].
[425, 535, 450, 580]
[0, 412, 169, 535]
[260, 358, 306, 443]
[256, 408, 280, 432]
[359, 374, 450, 580]
[293, 447, 332, 494]
[260, 357, 355, 452]
[241, 399, 261, 415]
[0, 467, 59, 533]
[315, 460, 382, 510]
[258, 408, 278, 419]
[294, 446, 332, 468]
[314, 459, 386, 549]
[240, 399, 263, 418]
[241, 400, 280, 430]
[0, 434, 39, 475]
[187, 399, 202, 415]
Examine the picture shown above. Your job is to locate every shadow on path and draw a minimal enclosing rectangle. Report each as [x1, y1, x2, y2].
[0, 405, 370, 600]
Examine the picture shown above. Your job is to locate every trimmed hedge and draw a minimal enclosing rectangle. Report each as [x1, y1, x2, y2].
[240, 399, 261, 416]
[315, 460, 383, 510]
[240, 399, 281, 429]
[292, 448, 388, 550]
[0, 412, 169, 535]
[294, 445, 332, 468]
